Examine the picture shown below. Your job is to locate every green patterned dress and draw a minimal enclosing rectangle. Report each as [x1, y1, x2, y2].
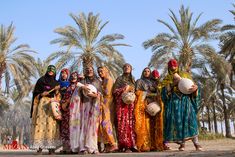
[161, 85, 201, 143]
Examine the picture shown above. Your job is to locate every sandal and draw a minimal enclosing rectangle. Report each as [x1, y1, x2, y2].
[48, 149, 55, 155]
[36, 148, 42, 155]
[178, 144, 185, 151]
[92, 151, 100, 154]
[80, 150, 88, 154]
[59, 150, 66, 154]
[105, 145, 118, 153]
[163, 143, 171, 150]
[194, 144, 203, 151]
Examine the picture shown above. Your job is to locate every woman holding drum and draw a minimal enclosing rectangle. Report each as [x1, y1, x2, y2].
[161, 59, 202, 151]
[135, 67, 164, 152]
[70, 66, 102, 154]
[113, 63, 136, 153]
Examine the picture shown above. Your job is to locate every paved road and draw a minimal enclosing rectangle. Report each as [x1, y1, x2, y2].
[0, 139, 235, 157]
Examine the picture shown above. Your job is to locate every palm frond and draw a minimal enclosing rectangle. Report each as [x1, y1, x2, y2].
[194, 19, 221, 40]
[221, 24, 235, 31]
[51, 12, 127, 73]
[196, 44, 231, 83]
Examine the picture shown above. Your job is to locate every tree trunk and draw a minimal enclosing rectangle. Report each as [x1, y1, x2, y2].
[12, 125, 17, 140]
[221, 84, 232, 138]
[202, 112, 205, 128]
[0, 71, 3, 91]
[212, 99, 218, 134]
[233, 119, 235, 135]
[19, 127, 24, 145]
[179, 44, 193, 72]
[221, 120, 223, 135]
[82, 55, 93, 73]
[206, 105, 211, 132]
[0, 62, 6, 91]
[197, 115, 201, 129]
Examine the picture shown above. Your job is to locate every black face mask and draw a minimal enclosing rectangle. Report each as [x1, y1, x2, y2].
[47, 65, 56, 75]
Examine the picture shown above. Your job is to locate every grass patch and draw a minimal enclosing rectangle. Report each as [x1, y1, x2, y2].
[198, 131, 225, 140]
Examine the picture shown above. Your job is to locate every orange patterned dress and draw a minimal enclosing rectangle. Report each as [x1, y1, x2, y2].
[135, 77, 164, 152]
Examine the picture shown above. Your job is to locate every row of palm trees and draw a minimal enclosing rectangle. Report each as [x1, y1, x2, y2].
[0, 5, 234, 143]
[144, 5, 235, 137]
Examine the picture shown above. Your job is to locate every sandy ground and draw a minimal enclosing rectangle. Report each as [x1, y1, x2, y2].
[0, 138, 235, 157]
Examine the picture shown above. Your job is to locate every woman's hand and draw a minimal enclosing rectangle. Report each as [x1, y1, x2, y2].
[87, 92, 98, 98]
[82, 84, 90, 92]
[61, 99, 70, 111]
[188, 84, 198, 93]
[173, 73, 181, 85]
[125, 85, 134, 92]
[41, 91, 49, 97]
[54, 85, 60, 91]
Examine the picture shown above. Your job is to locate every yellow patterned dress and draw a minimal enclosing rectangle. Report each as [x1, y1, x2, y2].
[98, 76, 117, 147]
[30, 95, 61, 150]
[30, 73, 61, 150]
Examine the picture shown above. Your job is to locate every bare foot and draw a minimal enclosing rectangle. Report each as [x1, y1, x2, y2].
[125, 149, 132, 153]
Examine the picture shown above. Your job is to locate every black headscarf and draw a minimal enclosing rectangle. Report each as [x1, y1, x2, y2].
[30, 65, 59, 118]
[113, 63, 135, 91]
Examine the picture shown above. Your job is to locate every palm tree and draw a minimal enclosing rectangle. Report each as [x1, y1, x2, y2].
[0, 23, 36, 95]
[50, 12, 128, 76]
[0, 91, 10, 117]
[33, 57, 55, 78]
[198, 44, 232, 137]
[220, 4, 235, 88]
[143, 5, 221, 71]
[1, 88, 31, 141]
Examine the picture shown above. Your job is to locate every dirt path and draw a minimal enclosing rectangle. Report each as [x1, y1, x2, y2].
[0, 138, 235, 157]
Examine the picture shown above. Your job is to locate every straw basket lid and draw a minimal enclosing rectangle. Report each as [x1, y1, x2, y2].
[178, 78, 194, 94]
[146, 102, 161, 116]
[121, 92, 136, 105]
[83, 84, 97, 97]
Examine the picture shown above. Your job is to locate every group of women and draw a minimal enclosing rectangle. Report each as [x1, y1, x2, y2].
[29, 59, 202, 155]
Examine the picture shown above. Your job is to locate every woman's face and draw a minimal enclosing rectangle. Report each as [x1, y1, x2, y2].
[169, 66, 177, 71]
[85, 67, 94, 77]
[143, 68, 151, 78]
[48, 71, 54, 76]
[70, 73, 78, 83]
[123, 64, 132, 74]
[61, 71, 68, 80]
[98, 68, 105, 78]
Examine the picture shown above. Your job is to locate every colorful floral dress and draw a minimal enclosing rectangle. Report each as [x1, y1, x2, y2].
[113, 75, 136, 150]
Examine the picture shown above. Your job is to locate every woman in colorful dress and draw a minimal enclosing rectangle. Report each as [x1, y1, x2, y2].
[58, 68, 70, 99]
[161, 59, 202, 151]
[134, 68, 164, 152]
[113, 63, 136, 153]
[60, 72, 79, 154]
[150, 70, 164, 151]
[97, 66, 118, 152]
[30, 65, 61, 155]
[70, 66, 102, 154]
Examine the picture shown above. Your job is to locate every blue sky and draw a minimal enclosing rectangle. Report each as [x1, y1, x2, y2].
[0, 0, 234, 79]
